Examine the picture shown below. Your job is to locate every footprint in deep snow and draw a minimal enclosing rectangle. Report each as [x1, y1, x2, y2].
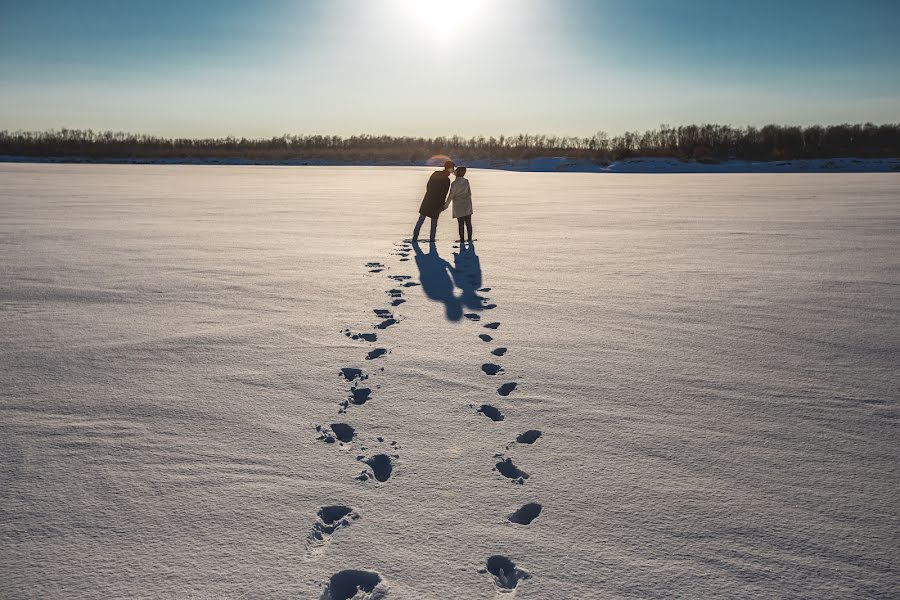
[373, 309, 392, 318]
[508, 503, 542, 525]
[497, 382, 517, 397]
[357, 453, 395, 482]
[375, 318, 398, 329]
[339, 368, 366, 382]
[344, 329, 377, 343]
[494, 457, 529, 483]
[340, 388, 372, 411]
[316, 423, 356, 445]
[464, 313, 481, 321]
[479, 334, 493, 342]
[483, 322, 501, 330]
[365, 348, 388, 360]
[515, 430, 542, 444]
[321, 569, 384, 600]
[481, 363, 504, 376]
[315, 424, 338, 444]
[482, 555, 530, 592]
[386, 288, 406, 306]
[491, 347, 507, 357]
[349, 387, 371, 405]
[330, 423, 356, 443]
[308, 506, 359, 555]
[477, 404, 504, 421]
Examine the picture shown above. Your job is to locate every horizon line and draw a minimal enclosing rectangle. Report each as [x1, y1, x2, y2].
[3, 121, 900, 141]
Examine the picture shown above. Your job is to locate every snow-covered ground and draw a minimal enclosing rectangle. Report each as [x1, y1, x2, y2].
[1, 164, 897, 599]
[2, 155, 899, 173]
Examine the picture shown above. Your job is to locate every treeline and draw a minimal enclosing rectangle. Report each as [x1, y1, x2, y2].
[1, 123, 898, 163]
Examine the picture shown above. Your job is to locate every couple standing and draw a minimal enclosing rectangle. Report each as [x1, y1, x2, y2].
[412, 160, 474, 244]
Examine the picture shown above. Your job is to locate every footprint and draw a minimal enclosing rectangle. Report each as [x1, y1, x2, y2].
[375, 318, 397, 329]
[349, 387, 371, 405]
[478, 287, 491, 292]
[369, 268, 384, 273]
[482, 303, 498, 310]
[481, 363, 503, 376]
[339, 368, 366, 382]
[477, 404, 504, 421]
[315, 424, 337, 444]
[321, 569, 384, 600]
[344, 330, 377, 343]
[390, 298, 406, 306]
[479, 334, 493, 342]
[365, 262, 383, 268]
[308, 506, 359, 555]
[366, 348, 388, 360]
[497, 382, 517, 397]
[495, 457, 529, 483]
[388, 275, 412, 281]
[515, 430, 542, 444]
[331, 423, 356, 443]
[387, 288, 403, 298]
[373, 309, 392, 318]
[491, 348, 507, 357]
[464, 313, 481, 321]
[484, 555, 530, 591]
[508, 503, 542, 525]
[357, 454, 394, 482]
[484, 322, 500, 330]
[401, 281, 420, 287]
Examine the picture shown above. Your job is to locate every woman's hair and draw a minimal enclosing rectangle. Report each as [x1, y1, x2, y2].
[455, 166, 467, 177]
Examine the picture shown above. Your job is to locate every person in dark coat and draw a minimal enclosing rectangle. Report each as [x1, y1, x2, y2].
[412, 160, 454, 242]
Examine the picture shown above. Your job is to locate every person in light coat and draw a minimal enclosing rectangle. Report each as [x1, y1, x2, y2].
[443, 166, 474, 243]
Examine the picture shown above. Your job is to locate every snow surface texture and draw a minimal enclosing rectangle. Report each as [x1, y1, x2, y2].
[0, 164, 898, 598]
[2, 155, 899, 173]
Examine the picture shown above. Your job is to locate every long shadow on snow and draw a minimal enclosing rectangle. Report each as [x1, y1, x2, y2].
[413, 240, 485, 321]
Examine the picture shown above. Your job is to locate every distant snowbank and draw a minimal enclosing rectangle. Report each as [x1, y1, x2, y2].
[467, 156, 900, 173]
[1, 154, 898, 173]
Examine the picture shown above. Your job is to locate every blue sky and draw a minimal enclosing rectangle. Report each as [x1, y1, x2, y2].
[1, 0, 898, 137]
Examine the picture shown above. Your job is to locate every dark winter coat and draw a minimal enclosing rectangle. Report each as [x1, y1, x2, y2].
[418, 170, 451, 218]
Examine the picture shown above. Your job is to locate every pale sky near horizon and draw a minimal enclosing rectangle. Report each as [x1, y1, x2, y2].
[1, 0, 898, 138]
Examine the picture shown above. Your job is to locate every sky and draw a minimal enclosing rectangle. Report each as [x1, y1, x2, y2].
[1, 0, 898, 138]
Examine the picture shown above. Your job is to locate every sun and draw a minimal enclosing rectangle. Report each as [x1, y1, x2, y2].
[402, 0, 483, 45]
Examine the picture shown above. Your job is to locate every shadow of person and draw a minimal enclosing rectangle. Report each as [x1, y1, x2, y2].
[413, 240, 463, 320]
[452, 241, 484, 311]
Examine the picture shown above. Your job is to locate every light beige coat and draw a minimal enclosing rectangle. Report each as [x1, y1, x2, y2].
[443, 177, 473, 218]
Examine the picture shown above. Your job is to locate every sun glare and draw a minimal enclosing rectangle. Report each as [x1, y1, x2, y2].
[402, 0, 484, 44]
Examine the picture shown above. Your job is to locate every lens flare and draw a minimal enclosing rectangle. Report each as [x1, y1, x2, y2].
[402, 0, 483, 45]
[427, 154, 453, 166]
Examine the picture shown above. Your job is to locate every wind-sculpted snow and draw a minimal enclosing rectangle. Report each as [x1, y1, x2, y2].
[1, 164, 897, 598]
